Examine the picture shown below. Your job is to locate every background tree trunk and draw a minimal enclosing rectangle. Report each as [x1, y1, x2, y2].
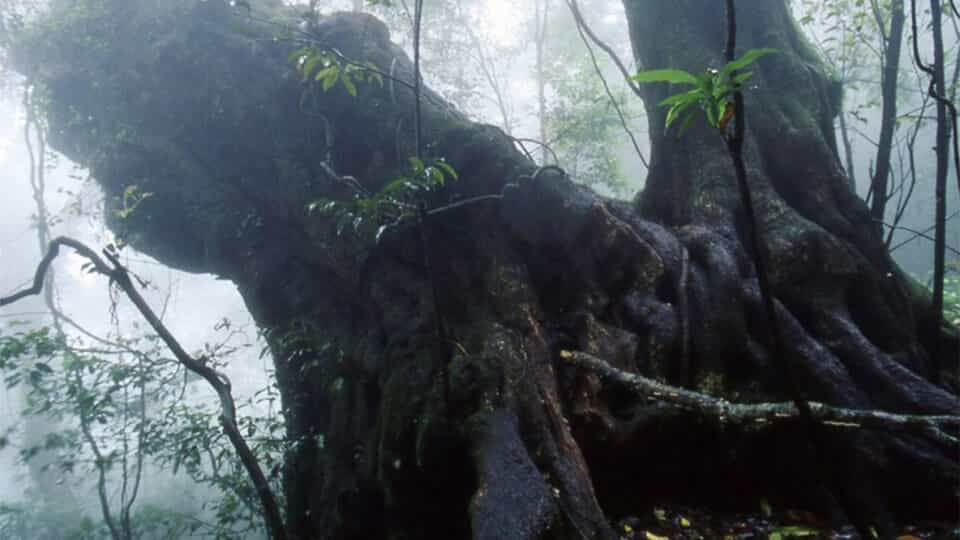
[9, 0, 958, 538]
[868, 0, 904, 235]
[625, 0, 958, 526]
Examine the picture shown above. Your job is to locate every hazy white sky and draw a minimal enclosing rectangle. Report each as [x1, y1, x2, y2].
[0, 77, 272, 504]
[0, 93, 261, 362]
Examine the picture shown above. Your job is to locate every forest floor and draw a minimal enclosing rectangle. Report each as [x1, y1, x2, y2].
[614, 504, 959, 540]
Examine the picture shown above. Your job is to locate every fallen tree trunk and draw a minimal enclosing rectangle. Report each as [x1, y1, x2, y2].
[6, 0, 958, 538]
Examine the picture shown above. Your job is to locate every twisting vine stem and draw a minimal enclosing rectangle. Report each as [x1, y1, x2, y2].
[721, 0, 851, 532]
[721, 3, 785, 405]
[565, 0, 642, 98]
[910, 0, 958, 383]
[413, 0, 424, 159]
[409, 0, 451, 404]
[566, 0, 649, 170]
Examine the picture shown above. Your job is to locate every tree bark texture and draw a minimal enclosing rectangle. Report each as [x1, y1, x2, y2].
[9, 0, 959, 538]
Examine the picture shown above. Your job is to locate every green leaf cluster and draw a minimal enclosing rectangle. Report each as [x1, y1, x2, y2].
[308, 157, 458, 242]
[544, 53, 633, 197]
[112, 184, 153, 220]
[288, 47, 383, 97]
[940, 270, 960, 327]
[632, 48, 776, 134]
[0, 319, 282, 539]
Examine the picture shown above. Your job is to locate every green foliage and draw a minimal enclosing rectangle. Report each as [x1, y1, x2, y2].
[143, 397, 287, 538]
[793, 0, 880, 85]
[791, 0, 889, 124]
[942, 271, 960, 327]
[0, 499, 216, 540]
[633, 48, 776, 134]
[913, 268, 960, 327]
[542, 50, 633, 197]
[0, 319, 280, 539]
[288, 47, 383, 97]
[0, 501, 103, 540]
[112, 184, 153, 220]
[308, 157, 458, 241]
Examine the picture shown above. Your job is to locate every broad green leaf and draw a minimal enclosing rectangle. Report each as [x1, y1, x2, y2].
[722, 47, 777, 76]
[677, 109, 699, 134]
[302, 55, 325, 79]
[380, 178, 414, 197]
[408, 156, 425, 173]
[365, 62, 384, 86]
[705, 101, 718, 127]
[288, 47, 310, 63]
[428, 167, 444, 187]
[321, 69, 340, 91]
[435, 160, 459, 181]
[658, 88, 701, 107]
[712, 82, 732, 101]
[697, 71, 714, 91]
[733, 70, 754, 85]
[665, 99, 696, 128]
[314, 64, 338, 81]
[342, 73, 358, 97]
[633, 68, 698, 85]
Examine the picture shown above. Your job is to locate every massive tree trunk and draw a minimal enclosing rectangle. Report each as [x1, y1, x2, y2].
[8, 0, 958, 538]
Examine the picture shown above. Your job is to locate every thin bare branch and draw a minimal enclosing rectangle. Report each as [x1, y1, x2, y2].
[568, 2, 648, 170]
[565, 0, 642, 98]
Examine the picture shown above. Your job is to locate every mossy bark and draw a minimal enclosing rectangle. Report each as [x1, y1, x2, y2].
[9, 0, 958, 538]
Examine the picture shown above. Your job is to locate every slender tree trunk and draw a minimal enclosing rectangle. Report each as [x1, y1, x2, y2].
[534, 0, 550, 163]
[20, 81, 81, 510]
[837, 106, 857, 192]
[869, 0, 905, 237]
[929, 0, 949, 383]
